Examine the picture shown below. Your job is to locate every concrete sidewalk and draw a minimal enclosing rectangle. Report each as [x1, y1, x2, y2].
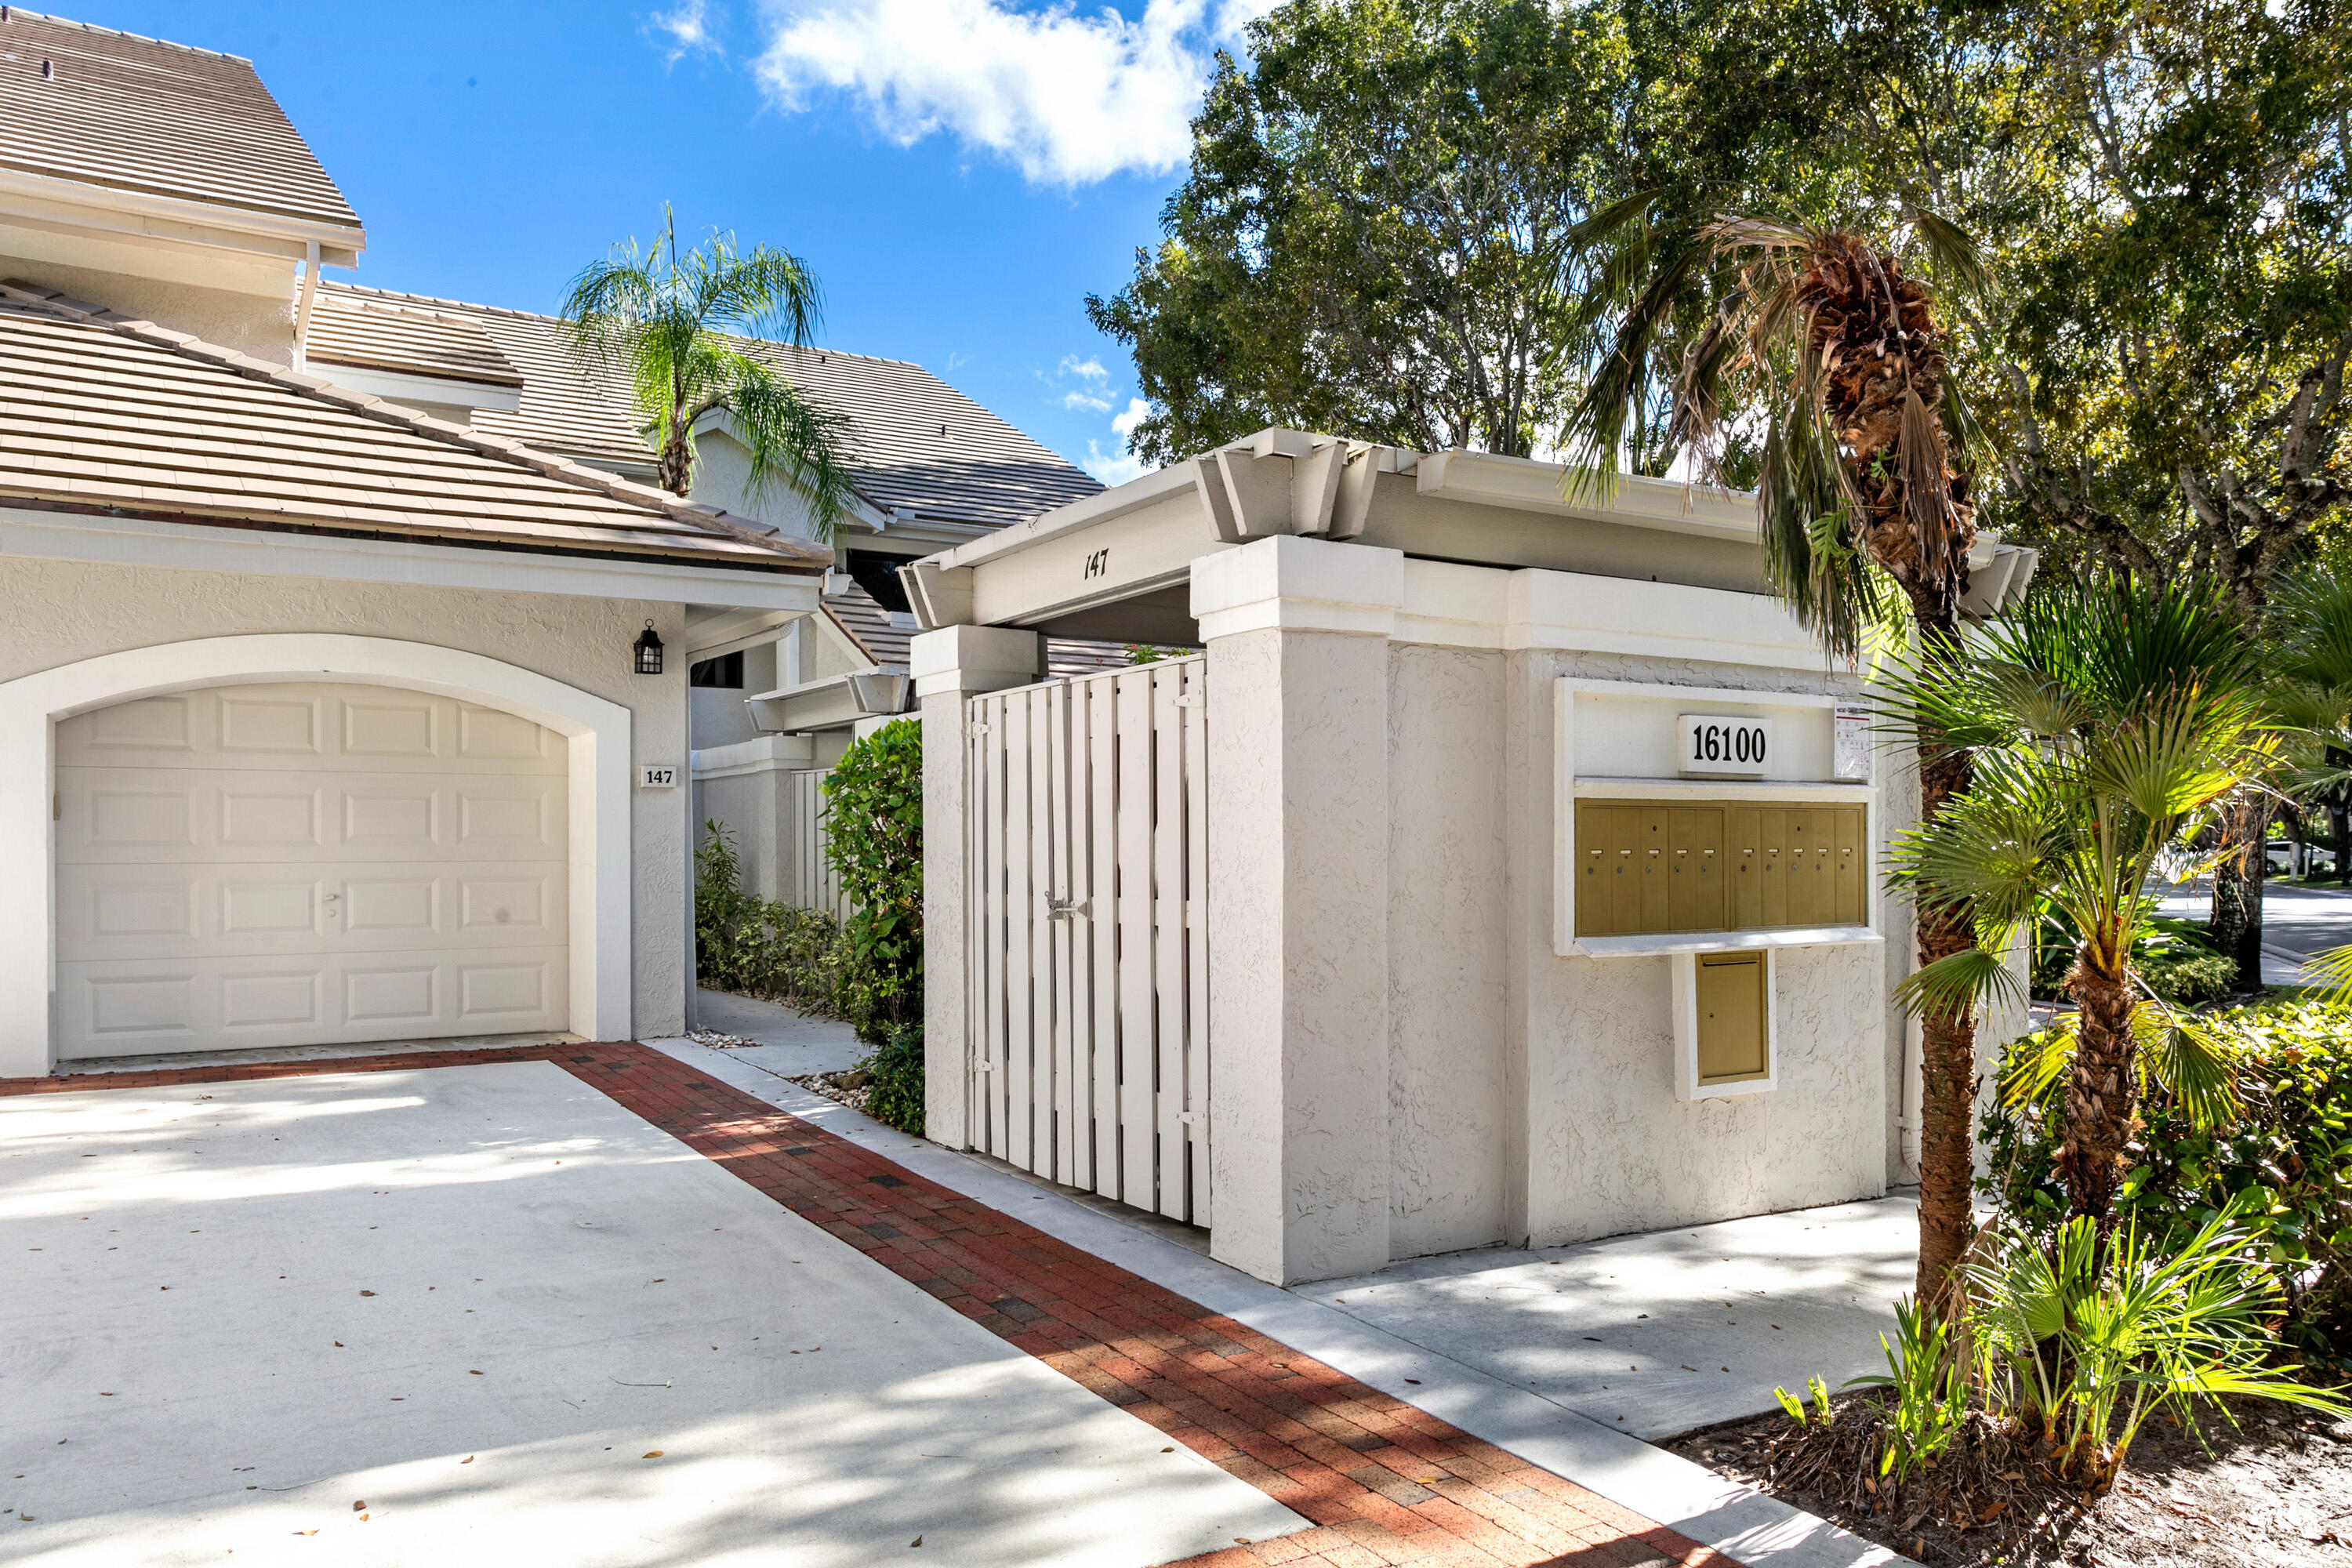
[655, 995, 1904, 1568]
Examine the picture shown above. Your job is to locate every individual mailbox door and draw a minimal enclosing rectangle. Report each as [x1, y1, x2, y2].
[1833, 808, 1866, 924]
[1668, 807, 1726, 932]
[1696, 950, 1769, 1083]
[1636, 808, 1671, 931]
[1784, 810, 1827, 925]
[1574, 804, 1637, 936]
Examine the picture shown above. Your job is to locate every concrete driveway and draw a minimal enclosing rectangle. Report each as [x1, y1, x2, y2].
[0, 1059, 1299, 1567]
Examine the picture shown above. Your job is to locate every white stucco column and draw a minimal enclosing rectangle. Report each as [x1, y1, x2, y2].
[911, 624, 1044, 1149]
[1194, 536, 1400, 1285]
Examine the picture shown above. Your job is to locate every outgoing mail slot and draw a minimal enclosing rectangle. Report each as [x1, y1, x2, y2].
[1672, 948, 1777, 1098]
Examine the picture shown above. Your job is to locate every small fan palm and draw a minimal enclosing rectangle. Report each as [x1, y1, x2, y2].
[561, 209, 857, 537]
[2268, 572, 2352, 888]
[1887, 583, 2278, 1226]
[1562, 209, 1991, 1307]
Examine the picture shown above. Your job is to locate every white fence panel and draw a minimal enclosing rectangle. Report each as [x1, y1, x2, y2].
[967, 655, 1209, 1225]
[782, 768, 851, 921]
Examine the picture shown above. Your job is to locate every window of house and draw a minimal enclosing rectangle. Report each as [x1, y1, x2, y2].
[689, 651, 745, 689]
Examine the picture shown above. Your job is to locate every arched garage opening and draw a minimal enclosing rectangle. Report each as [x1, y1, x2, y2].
[0, 635, 633, 1077]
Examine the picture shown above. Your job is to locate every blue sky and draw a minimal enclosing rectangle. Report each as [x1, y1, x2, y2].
[83, 0, 1265, 483]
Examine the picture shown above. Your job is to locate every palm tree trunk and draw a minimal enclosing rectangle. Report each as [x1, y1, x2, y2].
[2209, 790, 2268, 991]
[1909, 612, 1980, 1312]
[659, 429, 694, 497]
[1913, 739, 1979, 1310]
[2060, 951, 2138, 1227]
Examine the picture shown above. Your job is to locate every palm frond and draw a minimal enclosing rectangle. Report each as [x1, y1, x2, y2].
[2130, 1003, 2243, 1128]
[1894, 944, 2024, 1023]
[713, 355, 861, 542]
[1907, 210, 1993, 304]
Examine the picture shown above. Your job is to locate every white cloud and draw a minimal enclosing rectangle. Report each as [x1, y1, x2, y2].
[1059, 354, 1109, 382]
[651, 0, 724, 62]
[1079, 398, 1154, 485]
[1080, 442, 1149, 487]
[753, 0, 1276, 185]
[1063, 389, 1115, 412]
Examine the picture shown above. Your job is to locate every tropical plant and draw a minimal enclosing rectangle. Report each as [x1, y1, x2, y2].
[1843, 1296, 1972, 1482]
[1966, 1202, 2347, 1490]
[1563, 210, 1991, 1307]
[1984, 996, 2352, 1375]
[822, 719, 924, 1042]
[1888, 583, 2278, 1225]
[561, 209, 857, 532]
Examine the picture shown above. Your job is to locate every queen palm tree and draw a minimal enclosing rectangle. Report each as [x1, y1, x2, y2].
[1562, 212, 1991, 1308]
[561, 209, 858, 536]
[1890, 583, 2274, 1229]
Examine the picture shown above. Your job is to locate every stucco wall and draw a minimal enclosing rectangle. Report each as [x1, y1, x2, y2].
[1385, 644, 1511, 1256]
[699, 768, 786, 902]
[0, 554, 692, 1039]
[6, 256, 296, 363]
[1379, 638, 1892, 1259]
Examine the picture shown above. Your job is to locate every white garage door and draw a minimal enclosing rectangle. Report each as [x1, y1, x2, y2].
[53, 682, 570, 1059]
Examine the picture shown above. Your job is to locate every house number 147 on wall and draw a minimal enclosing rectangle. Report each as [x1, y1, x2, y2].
[1677, 714, 1772, 775]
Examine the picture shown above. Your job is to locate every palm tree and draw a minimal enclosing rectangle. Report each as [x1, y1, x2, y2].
[1889, 583, 2274, 1229]
[1562, 212, 1991, 1307]
[561, 209, 858, 536]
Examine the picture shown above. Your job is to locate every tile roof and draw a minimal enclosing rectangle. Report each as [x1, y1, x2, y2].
[305, 292, 523, 388]
[319, 282, 1105, 528]
[0, 9, 361, 232]
[0, 281, 826, 573]
[818, 575, 1133, 678]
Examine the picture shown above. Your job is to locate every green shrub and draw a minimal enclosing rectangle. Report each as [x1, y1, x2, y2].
[822, 719, 923, 1044]
[694, 820, 860, 1013]
[2031, 909, 2236, 1003]
[860, 1024, 925, 1134]
[1980, 996, 2352, 1372]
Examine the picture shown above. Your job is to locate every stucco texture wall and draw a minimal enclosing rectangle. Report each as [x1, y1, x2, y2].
[1380, 641, 1889, 1259]
[0, 554, 693, 1038]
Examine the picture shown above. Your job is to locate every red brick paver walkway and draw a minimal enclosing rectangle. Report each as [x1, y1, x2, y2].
[2, 1043, 1737, 1568]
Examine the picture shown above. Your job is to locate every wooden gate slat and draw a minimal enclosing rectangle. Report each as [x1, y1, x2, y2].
[975, 693, 1006, 1160]
[1003, 691, 1036, 1170]
[1180, 659, 1211, 1227]
[1113, 669, 1157, 1207]
[1149, 665, 1189, 1221]
[1086, 674, 1120, 1200]
[1047, 682, 1077, 1184]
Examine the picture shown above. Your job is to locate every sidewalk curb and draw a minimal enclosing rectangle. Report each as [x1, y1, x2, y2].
[647, 1036, 1907, 1568]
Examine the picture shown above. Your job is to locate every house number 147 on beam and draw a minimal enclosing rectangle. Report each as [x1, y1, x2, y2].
[1677, 714, 1772, 775]
[1083, 548, 1110, 580]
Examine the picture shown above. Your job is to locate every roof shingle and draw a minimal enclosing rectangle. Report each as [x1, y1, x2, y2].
[306, 293, 524, 388]
[0, 281, 825, 573]
[0, 9, 361, 232]
[319, 282, 1105, 528]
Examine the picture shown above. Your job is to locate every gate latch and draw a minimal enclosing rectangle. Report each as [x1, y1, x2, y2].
[1046, 897, 1090, 920]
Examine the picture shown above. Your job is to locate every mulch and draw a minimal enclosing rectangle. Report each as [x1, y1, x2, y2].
[1664, 1392, 2352, 1567]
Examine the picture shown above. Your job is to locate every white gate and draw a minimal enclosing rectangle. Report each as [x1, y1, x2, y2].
[967, 655, 1210, 1225]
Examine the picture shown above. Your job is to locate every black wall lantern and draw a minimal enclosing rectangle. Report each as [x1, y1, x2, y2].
[633, 620, 665, 675]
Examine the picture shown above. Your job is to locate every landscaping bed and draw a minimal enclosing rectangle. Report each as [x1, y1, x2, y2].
[1664, 1393, 2352, 1566]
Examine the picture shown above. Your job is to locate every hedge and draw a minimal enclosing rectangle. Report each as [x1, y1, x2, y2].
[1980, 996, 2352, 1372]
